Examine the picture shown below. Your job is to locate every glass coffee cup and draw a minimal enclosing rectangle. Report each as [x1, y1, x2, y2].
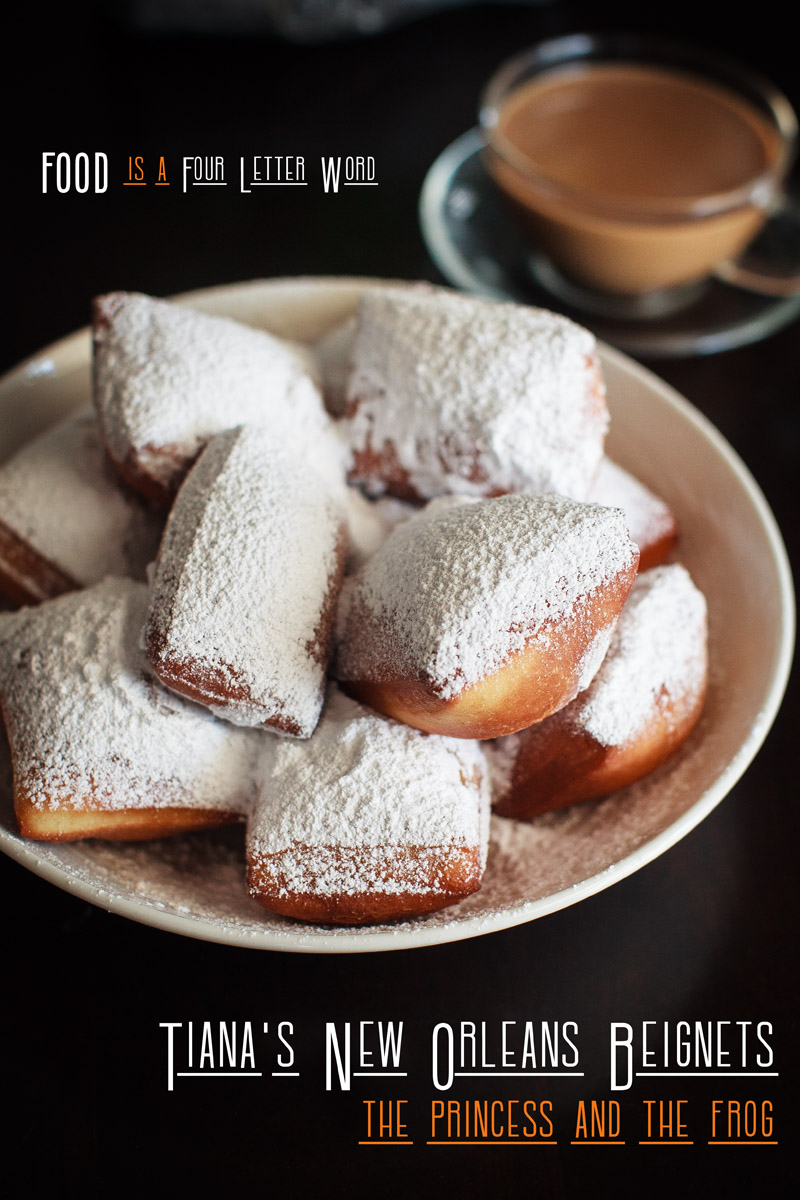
[480, 34, 800, 317]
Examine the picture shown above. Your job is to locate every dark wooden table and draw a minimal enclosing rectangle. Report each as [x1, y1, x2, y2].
[3, 4, 797, 1194]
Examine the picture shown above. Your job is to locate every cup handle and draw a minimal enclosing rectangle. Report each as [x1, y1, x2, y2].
[714, 194, 800, 297]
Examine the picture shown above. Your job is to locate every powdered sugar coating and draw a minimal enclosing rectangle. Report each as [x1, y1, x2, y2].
[345, 286, 608, 500]
[313, 314, 357, 416]
[0, 412, 163, 588]
[342, 489, 417, 571]
[575, 564, 708, 748]
[0, 578, 261, 813]
[248, 687, 489, 897]
[336, 493, 637, 700]
[588, 458, 677, 561]
[93, 292, 328, 493]
[490, 566, 708, 797]
[146, 426, 346, 736]
[0, 278, 714, 926]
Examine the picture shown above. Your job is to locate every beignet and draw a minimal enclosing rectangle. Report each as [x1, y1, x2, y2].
[335, 493, 639, 739]
[490, 564, 708, 818]
[93, 291, 329, 504]
[145, 426, 347, 736]
[0, 578, 259, 841]
[344, 286, 608, 502]
[588, 457, 678, 572]
[0, 412, 162, 606]
[247, 686, 490, 924]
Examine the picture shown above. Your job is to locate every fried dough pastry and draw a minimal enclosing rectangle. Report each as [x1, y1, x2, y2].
[145, 426, 347, 736]
[93, 291, 329, 504]
[335, 494, 639, 739]
[0, 412, 162, 606]
[588, 457, 678, 572]
[490, 565, 708, 819]
[344, 286, 608, 502]
[0, 578, 259, 841]
[247, 686, 490, 925]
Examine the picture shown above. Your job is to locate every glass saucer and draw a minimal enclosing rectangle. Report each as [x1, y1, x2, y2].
[419, 128, 800, 358]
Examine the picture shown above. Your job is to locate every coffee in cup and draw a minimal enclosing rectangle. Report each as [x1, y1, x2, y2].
[480, 35, 799, 309]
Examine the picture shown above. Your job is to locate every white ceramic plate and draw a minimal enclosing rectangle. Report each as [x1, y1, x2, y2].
[0, 278, 794, 953]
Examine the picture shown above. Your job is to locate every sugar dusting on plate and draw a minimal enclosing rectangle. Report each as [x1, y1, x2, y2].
[0, 693, 717, 941]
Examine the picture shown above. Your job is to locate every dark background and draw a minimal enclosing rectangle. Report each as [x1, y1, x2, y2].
[3, 2, 797, 1194]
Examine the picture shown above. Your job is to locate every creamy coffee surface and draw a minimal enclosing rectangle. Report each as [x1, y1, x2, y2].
[496, 64, 779, 204]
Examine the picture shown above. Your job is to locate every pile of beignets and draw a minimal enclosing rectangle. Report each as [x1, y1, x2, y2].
[0, 284, 707, 926]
